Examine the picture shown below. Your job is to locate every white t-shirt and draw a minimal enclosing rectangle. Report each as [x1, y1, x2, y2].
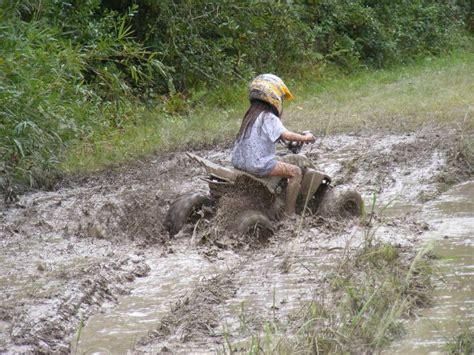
[231, 111, 287, 176]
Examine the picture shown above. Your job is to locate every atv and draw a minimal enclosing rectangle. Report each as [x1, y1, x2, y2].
[165, 139, 363, 237]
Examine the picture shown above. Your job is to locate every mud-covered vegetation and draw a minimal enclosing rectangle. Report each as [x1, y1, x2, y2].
[0, 0, 472, 195]
[231, 241, 435, 354]
[444, 328, 474, 355]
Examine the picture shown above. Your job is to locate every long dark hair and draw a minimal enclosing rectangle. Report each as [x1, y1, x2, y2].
[236, 99, 280, 140]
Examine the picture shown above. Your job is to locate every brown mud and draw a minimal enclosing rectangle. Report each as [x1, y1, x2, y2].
[0, 127, 472, 353]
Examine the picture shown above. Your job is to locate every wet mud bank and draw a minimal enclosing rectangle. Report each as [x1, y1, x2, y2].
[0, 127, 472, 353]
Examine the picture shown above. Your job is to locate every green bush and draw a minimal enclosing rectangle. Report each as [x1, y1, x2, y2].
[113, 1, 315, 91]
[106, 0, 466, 81]
[0, 1, 169, 193]
[0, 19, 92, 189]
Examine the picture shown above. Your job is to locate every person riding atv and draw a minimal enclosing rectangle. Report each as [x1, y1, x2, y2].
[231, 73, 315, 217]
[165, 74, 363, 238]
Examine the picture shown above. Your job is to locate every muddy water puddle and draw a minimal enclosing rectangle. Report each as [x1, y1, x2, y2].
[387, 181, 474, 354]
[76, 248, 241, 354]
[76, 240, 343, 353]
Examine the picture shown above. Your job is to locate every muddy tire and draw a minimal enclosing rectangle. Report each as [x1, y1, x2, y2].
[233, 210, 274, 239]
[335, 190, 364, 217]
[318, 188, 363, 218]
[165, 192, 214, 236]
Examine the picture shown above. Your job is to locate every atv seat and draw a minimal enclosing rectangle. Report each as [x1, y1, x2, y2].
[187, 152, 282, 193]
[187, 152, 238, 182]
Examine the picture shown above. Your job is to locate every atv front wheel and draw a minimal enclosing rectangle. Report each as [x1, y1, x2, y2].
[233, 210, 274, 240]
[318, 188, 364, 218]
[334, 190, 364, 217]
[165, 192, 214, 236]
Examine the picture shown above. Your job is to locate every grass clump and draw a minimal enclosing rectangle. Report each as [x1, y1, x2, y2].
[310, 245, 432, 353]
[444, 329, 474, 355]
[231, 242, 435, 354]
[331, 244, 433, 350]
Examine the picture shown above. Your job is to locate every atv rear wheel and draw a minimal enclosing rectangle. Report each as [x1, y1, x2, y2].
[233, 210, 274, 240]
[165, 192, 214, 236]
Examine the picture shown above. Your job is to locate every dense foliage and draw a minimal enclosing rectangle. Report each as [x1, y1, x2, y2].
[0, 0, 470, 194]
[105, 0, 469, 89]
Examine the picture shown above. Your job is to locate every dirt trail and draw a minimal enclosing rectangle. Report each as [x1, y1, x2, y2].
[0, 128, 471, 353]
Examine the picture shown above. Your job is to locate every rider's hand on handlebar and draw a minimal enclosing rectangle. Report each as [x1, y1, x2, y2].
[302, 131, 316, 144]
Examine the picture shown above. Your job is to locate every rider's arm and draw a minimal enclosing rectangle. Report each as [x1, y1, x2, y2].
[281, 130, 316, 143]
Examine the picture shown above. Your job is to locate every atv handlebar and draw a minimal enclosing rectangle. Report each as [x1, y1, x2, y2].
[280, 131, 314, 154]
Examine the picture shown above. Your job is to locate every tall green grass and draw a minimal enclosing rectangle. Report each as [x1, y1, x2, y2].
[290, 49, 474, 134]
[0, 19, 100, 188]
[444, 328, 474, 355]
[0, 4, 165, 193]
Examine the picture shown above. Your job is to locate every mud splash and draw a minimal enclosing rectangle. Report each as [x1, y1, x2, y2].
[0, 128, 472, 353]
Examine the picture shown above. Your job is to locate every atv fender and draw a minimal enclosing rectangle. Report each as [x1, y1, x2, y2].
[300, 169, 331, 202]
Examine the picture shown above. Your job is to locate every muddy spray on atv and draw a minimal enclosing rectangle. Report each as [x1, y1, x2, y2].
[165, 138, 363, 245]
